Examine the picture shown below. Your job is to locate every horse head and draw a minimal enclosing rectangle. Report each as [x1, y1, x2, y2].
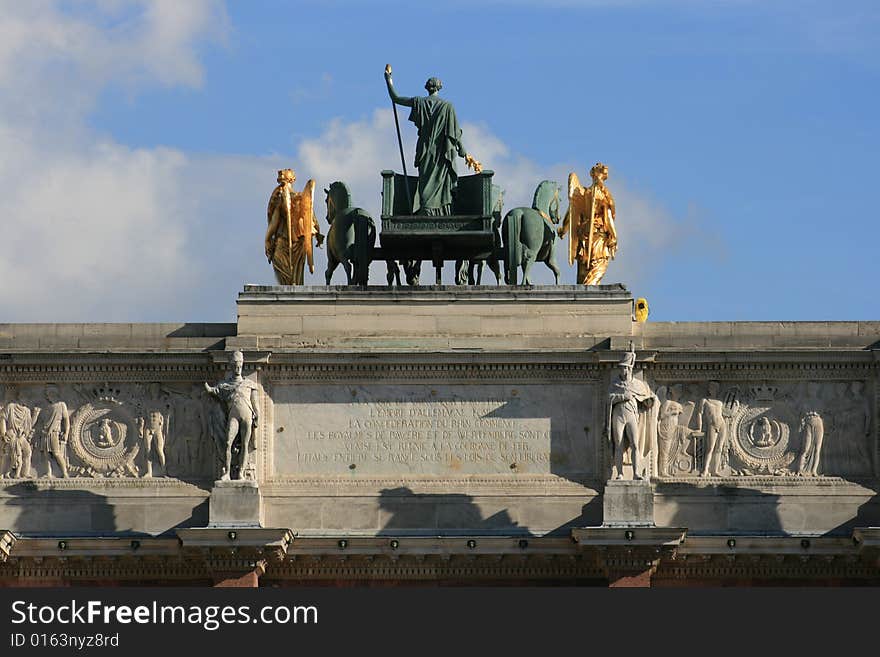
[532, 180, 560, 224]
[548, 185, 560, 224]
[325, 181, 353, 225]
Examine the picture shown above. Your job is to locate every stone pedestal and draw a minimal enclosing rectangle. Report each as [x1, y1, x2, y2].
[209, 480, 264, 528]
[231, 284, 634, 352]
[602, 479, 655, 527]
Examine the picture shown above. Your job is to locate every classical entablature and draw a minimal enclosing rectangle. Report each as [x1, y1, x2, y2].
[0, 287, 877, 586]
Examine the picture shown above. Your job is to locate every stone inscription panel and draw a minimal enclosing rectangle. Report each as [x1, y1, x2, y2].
[272, 384, 595, 477]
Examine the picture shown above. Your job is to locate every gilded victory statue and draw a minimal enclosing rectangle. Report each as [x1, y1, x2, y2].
[265, 168, 324, 285]
[559, 162, 618, 285]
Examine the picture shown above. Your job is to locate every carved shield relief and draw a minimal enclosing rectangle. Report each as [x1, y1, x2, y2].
[69, 401, 140, 477]
[728, 404, 796, 474]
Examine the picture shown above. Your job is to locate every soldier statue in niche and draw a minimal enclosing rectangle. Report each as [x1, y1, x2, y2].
[606, 345, 658, 480]
[204, 351, 260, 481]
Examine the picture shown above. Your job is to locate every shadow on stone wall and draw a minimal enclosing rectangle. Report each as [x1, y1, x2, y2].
[376, 486, 603, 537]
[657, 480, 880, 537]
[377, 486, 530, 536]
[656, 484, 785, 535]
[545, 495, 603, 536]
[827, 488, 880, 536]
[164, 322, 232, 350]
[0, 482, 208, 536]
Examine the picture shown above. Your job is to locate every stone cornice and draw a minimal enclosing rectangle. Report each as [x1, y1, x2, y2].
[0, 533, 876, 584]
[261, 475, 600, 495]
[238, 284, 632, 304]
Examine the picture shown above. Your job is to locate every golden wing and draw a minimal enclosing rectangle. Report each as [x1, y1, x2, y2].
[566, 172, 587, 266]
[605, 187, 618, 259]
[298, 179, 316, 273]
[265, 185, 289, 263]
[568, 171, 583, 200]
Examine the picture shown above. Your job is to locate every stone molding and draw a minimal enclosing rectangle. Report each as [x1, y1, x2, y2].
[1, 533, 875, 584]
[239, 284, 632, 303]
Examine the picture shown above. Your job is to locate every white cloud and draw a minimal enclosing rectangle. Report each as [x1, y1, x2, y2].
[0, 1, 228, 321]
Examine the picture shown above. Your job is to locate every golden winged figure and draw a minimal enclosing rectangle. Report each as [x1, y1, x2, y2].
[558, 162, 617, 285]
[265, 169, 324, 285]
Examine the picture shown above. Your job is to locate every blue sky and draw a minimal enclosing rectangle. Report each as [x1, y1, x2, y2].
[1, 1, 877, 322]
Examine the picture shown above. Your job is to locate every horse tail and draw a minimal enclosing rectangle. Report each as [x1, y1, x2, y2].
[502, 209, 522, 285]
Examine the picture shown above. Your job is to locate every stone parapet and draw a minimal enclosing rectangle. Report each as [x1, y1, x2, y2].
[233, 284, 634, 351]
[0, 322, 234, 352]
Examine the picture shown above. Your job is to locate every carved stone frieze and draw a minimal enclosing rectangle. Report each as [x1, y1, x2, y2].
[0, 381, 224, 482]
[651, 378, 876, 480]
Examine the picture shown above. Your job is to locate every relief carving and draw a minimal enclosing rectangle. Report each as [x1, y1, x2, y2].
[69, 394, 140, 478]
[694, 381, 737, 477]
[797, 412, 824, 476]
[39, 385, 70, 478]
[1, 386, 39, 479]
[169, 385, 209, 478]
[134, 383, 171, 478]
[0, 381, 220, 482]
[656, 384, 701, 477]
[651, 378, 875, 479]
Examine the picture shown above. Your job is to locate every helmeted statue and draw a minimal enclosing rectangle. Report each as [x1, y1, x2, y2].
[607, 344, 658, 480]
[204, 350, 260, 481]
[266, 168, 324, 285]
[384, 65, 481, 216]
[559, 162, 618, 285]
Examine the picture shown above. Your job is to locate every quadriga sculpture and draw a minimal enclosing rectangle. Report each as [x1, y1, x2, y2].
[456, 185, 505, 285]
[502, 180, 562, 285]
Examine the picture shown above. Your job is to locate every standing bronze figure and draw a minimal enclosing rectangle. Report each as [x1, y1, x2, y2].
[384, 65, 481, 216]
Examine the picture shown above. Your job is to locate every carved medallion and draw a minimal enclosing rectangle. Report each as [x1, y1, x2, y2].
[69, 401, 140, 476]
[731, 406, 795, 474]
[729, 406, 795, 474]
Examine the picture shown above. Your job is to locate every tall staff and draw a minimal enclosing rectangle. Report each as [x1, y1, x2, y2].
[385, 64, 412, 207]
